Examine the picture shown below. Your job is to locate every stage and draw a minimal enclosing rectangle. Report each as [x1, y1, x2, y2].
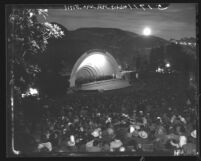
[77, 79, 130, 91]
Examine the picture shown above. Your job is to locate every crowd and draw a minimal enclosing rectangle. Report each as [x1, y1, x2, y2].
[14, 73, 198, 156]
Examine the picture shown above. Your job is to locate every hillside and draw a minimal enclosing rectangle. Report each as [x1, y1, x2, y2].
[44, 25, 171, 73]
[40, 24, 195, 76]
[36, 24, 196, 95]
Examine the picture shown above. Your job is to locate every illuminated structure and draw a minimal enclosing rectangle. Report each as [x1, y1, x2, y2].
[69, 49, 122, 88]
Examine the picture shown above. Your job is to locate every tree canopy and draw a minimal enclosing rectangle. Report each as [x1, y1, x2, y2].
[7, 7, 64, 99]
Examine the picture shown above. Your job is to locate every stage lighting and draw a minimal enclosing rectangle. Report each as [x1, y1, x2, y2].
[166, 63, 170, 68]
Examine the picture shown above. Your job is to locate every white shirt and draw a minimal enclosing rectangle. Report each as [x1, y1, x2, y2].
[179, 136, 187, 148]
[110, 140, 123, 149]
[86, 140, 94, 148]
[38, 142, 52, 152]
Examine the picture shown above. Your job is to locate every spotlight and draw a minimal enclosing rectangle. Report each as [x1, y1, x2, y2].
[165, 63, 170, 68]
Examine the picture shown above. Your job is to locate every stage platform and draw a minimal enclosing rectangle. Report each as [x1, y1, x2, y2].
[77, 79, 130, 91]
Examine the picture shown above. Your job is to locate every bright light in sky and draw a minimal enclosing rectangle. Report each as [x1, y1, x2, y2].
[143, 27, 152, 36]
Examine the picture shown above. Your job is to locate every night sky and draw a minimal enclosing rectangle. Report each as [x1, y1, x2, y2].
[47, 3, 196, 40]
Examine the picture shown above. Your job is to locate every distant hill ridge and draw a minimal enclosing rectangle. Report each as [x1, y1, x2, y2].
[44, 23, 194, 74]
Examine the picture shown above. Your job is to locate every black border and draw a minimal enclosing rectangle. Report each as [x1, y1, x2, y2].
[2, 0, 200, 161]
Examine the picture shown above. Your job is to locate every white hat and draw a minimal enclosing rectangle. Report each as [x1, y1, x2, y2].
[138, 131, 148, 139]
[130, 126, 135, 133]
[122, 113, 128, 117]
[86, 140, 94, 148]
[186, 99, 191, 105]
[106, 117, 112, 123]
[67, 141, 75, 146]
[68, 122, 72, 126]
[119, 146, 125, 152]
[191, 130, 196, 138]
[134, 125, 140, 130]
[107, 128, 114, 135]
[38, 142, 52, 152]
[91, 128, 101, 137]
[110, 139, 123, 149]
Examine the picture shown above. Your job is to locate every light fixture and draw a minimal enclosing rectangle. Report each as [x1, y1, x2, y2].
[165, 63, 170, 68]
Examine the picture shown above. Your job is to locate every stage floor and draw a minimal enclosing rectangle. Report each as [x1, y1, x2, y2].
[78, 79, 130, 91]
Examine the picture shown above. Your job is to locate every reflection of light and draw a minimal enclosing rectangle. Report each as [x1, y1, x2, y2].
[29, 12, 33, 17]
[136, 73, 139, 79]
[29, 88, 38, 95]
[21, 94, 26, 98]
[166, 63, 170, 68]
[119, 147, 125, 152]
[156, 67, 164, 73]
[77, 53, 106, 70]
[11, 97, 14, 106]
[21, 88, 39, 98]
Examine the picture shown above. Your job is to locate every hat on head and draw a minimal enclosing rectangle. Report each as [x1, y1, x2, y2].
[130, 126, 135, 133]
[138, 131, 148, 139]
[134, 125, 140, 130]
[107, 128, 114, 135]
[91, 128, 101, 137]
[191, 130, 196, 138]
[119, 146, 125, 152]
[110, 139, 123, 149]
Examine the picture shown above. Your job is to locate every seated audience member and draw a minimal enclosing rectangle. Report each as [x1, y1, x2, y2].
[37, 142, 52, 152]
[86, 139, 102, 152]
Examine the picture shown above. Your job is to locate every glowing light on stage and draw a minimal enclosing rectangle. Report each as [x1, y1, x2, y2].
[165, 63, 170, 68]
[77, 53, 107, 70]
[29, 88, 38, 95]
[119, 147, 125, 152]
[21, 87, 39, 98]
[142, 27, 152, 36]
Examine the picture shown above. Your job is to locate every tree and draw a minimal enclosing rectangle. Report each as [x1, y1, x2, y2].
[149, 46, 164, 71]
[7, 7, 64, 100]
[7, 8, 65, 153]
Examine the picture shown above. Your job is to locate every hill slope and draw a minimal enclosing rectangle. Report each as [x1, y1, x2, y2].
[45, 26, 170, 73]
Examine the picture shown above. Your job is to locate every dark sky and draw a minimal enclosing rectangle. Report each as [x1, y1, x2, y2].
[47, 3, 196, 40]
